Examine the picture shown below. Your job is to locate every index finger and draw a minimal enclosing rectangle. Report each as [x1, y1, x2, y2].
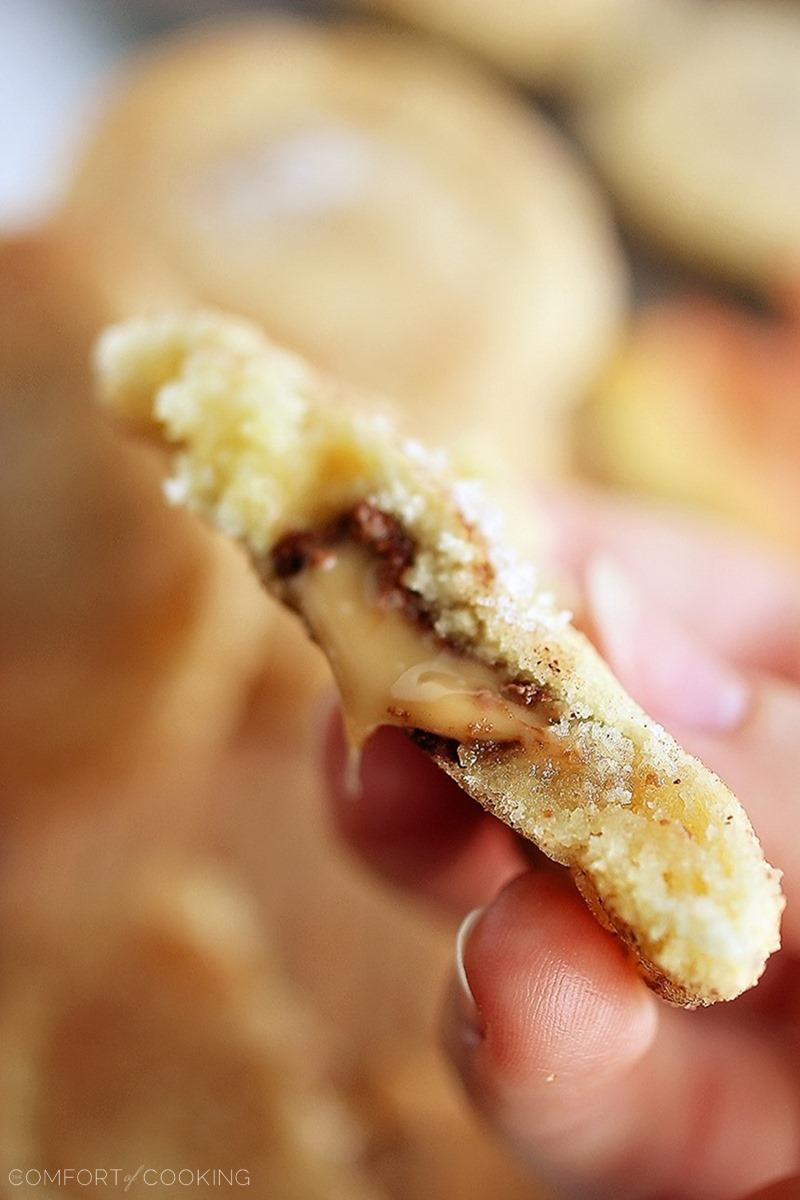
[542, 486, 800, 683]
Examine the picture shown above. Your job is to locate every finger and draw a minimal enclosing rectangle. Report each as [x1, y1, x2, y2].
[444, 872, 799, 1200]
[542, 486, 800, 683]
[587, 557, 800, 946]
[746, 1179, 800, 1200]
[323, 710, 525, 915]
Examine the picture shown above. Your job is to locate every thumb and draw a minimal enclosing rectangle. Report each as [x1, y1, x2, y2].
[745, 1180, 800, 1199]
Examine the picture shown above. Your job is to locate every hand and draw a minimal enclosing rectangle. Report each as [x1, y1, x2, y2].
[324, 489, 800, 1200]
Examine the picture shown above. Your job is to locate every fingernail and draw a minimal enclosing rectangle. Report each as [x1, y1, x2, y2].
[587, 554, 750, 734]
[453, 907, 485, 1039]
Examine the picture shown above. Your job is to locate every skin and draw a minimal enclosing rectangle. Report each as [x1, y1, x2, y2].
[324, 490, 800, 1200]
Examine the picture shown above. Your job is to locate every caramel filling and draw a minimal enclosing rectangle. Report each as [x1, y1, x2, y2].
[283, 545, 549, 748]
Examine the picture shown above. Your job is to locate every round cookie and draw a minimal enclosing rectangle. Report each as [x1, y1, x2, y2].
[576, 0, 800, 289]
[354, 0, 685, 94]
[580, 295, 800, 552]
[64, 18, 627, 474]
[0, 864, 385, 1200]
[0, 230, 538, 1200]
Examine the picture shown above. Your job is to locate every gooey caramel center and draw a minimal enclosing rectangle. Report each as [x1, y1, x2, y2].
[283, 545, 548, 748]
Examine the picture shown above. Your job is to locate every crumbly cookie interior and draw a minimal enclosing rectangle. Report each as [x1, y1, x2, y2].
[96, 311, 784, 1006]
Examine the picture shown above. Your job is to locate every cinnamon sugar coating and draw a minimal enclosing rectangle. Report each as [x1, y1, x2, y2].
[96, 311, 784, 1006]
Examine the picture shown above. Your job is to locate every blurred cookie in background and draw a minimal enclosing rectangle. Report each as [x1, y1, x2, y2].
[0, 736, 540, 1200]
[0, 223, 538, 1200]
[0, 863, 386, 1200]
[576, 0, 800, 290]
[580, 294, 800, 553]
[63, 16, 627, 475]
[0, 226, 275, 805]
[352, 0, 688, 95]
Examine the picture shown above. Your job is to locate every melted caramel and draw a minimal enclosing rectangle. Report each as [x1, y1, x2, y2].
[285, 546, 548, 747]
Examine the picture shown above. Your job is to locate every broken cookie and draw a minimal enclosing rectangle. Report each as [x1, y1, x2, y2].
[95, 311, 784, 1008]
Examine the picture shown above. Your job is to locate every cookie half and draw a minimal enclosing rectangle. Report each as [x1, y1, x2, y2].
[95, 311, 784, 1007]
